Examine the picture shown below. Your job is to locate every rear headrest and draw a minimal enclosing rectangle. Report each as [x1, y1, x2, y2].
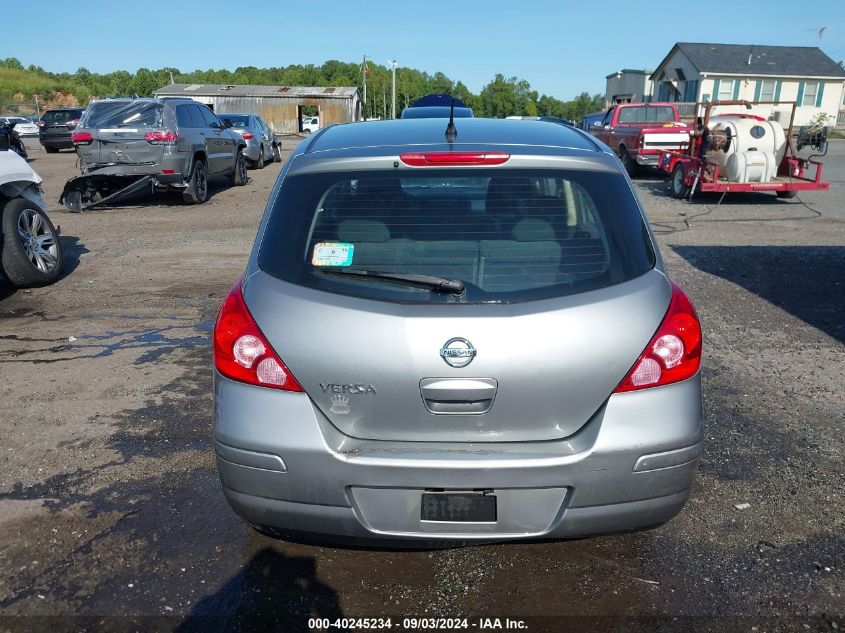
[337, 219, 391, 243]
[512, 218, 555, 242]
[485, 177, 535, 209]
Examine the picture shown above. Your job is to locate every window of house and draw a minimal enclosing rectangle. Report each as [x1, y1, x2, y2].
[760, 80, 776, 101]
[683, 80, 699, 102]
[717, 80, 734, 100]
[803, 82, 819, 107]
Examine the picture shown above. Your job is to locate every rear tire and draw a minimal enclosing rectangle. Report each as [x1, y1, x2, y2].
[670, 163, 691, 199]
[254, 148, 265, 170]
[231, 150, 248, 186]
[619, 147, 639, 177]
[776, 190, 797, 199]
[44, 146, 58, 154]
[182, 159, 209, 204]
[1, 199, 63, 287]
[272, 144, 282, 163]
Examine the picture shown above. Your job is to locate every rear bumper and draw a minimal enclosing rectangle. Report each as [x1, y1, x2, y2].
[40, 133, 73, 148]
[634, 150, 673, 166]
[80, 164, 185, 184]
[242, 140, 262, 162]
[214, 372, 703, 543]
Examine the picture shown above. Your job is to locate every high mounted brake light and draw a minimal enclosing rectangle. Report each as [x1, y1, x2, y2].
[399, 152, 510, 166]
[213, 280, 302, 392]
[614, 282, 702, 393]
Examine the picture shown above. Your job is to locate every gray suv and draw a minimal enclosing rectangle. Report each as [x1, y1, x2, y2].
[212, 118, 704, 544]
[63, 98, 247, 210]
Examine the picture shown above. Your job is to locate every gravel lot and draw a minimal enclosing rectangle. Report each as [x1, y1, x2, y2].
[0, 136, 842, 632]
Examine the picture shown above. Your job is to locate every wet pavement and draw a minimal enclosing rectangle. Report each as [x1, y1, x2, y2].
[0, 138, 842, 632]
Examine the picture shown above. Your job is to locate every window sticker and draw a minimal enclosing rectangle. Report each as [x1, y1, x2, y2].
[312, 242, 354, 267]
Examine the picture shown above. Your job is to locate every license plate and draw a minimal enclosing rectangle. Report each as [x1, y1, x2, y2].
[421, 493, 496, 522]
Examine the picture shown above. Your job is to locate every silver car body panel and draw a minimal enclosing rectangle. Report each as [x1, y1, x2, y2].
[243, 268, 670, 442]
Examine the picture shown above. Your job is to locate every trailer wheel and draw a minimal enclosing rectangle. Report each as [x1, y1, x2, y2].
[182, 159, 209, 204]
[671, 163, 690, 199]
[1, 199, 63, 287]
[776, 190, 797, 199]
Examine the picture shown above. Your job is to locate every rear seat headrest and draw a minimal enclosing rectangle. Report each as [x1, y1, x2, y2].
[512, 218, 555, 242]
[337, 219, 391, 243]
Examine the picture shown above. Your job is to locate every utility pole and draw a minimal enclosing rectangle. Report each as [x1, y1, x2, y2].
[362, 55, 368, 120]
[388, 60, 397, 119]
[168, 70, 174, 85]
[34, 94, 40, 117]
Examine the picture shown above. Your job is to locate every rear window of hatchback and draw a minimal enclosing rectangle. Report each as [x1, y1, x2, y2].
[258, 169, 655, 304]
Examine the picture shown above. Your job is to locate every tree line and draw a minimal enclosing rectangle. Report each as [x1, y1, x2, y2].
[0, 57, 605, 121]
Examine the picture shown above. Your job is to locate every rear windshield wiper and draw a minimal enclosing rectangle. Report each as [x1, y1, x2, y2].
[315, 268, 465, 294]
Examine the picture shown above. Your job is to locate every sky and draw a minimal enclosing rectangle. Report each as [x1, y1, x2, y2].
[3, 0, 844, 100]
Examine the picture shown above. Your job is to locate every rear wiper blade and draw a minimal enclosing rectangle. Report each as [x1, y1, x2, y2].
[316, 268, 465, 294]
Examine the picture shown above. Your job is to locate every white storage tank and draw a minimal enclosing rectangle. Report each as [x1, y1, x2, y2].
[706, 116, 786, 183]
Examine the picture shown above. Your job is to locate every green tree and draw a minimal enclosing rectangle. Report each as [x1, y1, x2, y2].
[1, 57, 24, 70]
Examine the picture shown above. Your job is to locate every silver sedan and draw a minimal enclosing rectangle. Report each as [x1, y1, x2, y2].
[219, 113, 279, 169]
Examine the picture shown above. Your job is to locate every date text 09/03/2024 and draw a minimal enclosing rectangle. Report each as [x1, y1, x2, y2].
[308, 618, 528, 630]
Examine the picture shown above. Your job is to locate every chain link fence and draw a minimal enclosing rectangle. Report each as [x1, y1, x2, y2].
[1, 101, 40, 118]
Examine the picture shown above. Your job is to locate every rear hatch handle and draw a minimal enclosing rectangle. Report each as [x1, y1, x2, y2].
[419, 378, 498, 415]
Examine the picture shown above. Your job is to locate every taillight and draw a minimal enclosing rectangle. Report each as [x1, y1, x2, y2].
[213, 280, 302, 392]
[241, 132, 254, 140]
[144, 130, 179, 145]
[37, 120, 45, 127]
[614, 282, 702, 393]
[72, 131, 93, 145]
[400, 152, 510, 166]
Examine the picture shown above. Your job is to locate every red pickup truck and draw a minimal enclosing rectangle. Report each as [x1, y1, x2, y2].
[589, 103, 691, 175]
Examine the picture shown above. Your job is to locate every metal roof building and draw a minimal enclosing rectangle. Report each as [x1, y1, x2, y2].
[153, 84, 362, 134]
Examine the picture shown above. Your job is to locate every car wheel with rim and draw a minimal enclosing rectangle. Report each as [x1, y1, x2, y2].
[254, 147, 265, 170]
[231, 150, 248, 186]
[272, 144, 282, 163]
[671, 163, 690, 199]
[1, 199, 63, 287]
[182, 159, 209, 204]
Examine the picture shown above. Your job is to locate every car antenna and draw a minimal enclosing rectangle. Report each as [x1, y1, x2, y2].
[445, 96, 457, 143]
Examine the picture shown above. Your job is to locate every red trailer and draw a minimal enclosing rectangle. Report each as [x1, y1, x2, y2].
[657, 100, 830, 200]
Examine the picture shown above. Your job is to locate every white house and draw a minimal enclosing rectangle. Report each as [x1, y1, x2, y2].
[650, 42, 845, 126]
[605, 69, 653, 105]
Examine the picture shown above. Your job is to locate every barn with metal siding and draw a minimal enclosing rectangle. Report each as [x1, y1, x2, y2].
[153, 84, 362, 134]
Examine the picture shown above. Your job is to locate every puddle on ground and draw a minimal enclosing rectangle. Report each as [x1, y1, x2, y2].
[0, 318, 216, 365]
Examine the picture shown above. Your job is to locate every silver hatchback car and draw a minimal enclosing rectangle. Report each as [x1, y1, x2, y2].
[213, 118, 703, 544]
